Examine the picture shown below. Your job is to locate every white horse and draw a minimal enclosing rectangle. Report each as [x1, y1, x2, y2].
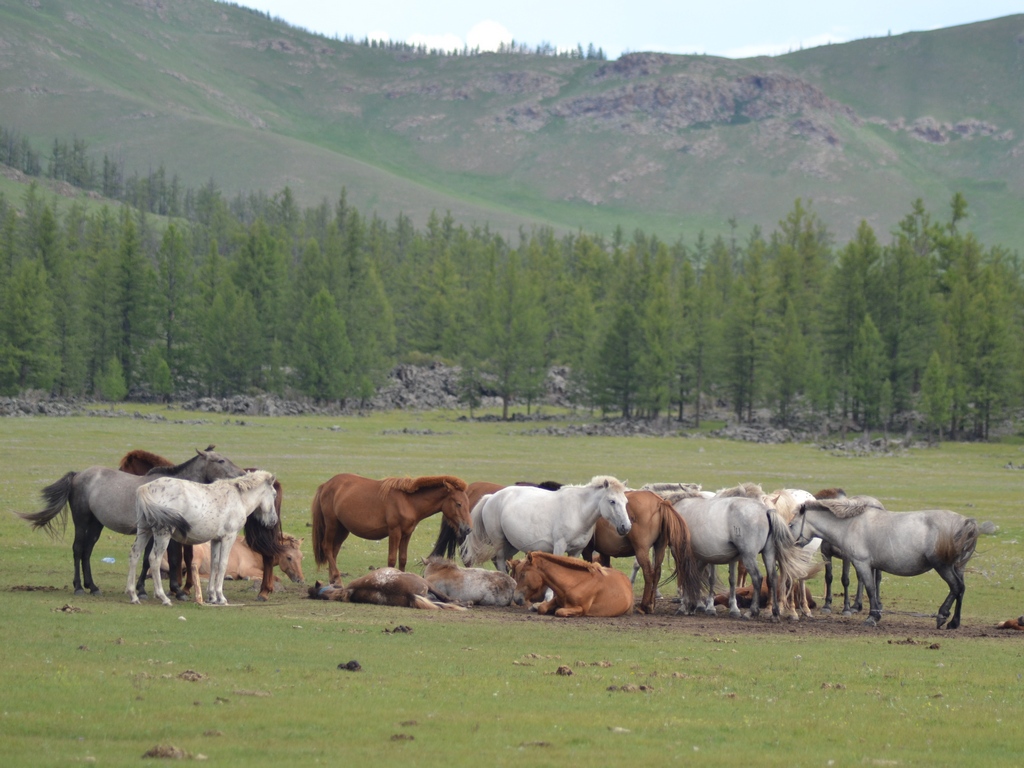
[661, 483, 817, 622]
[126, 471, 279, 606]
[790, 496, 978, 629]
[460, 476, 631, 574]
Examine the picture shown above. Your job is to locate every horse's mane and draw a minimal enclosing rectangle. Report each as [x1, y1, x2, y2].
[587, 475, 627, 494]
[280, 532, 301, 546]
[119, 449, 173, 472]
[767, 489, 814, 521]
[529, 551, 603, 574]
[714, 482, 765, 499]
[421, 555, 458, 573]
[380, 475, 468, 496]
[226, 469, 275, 492]
[809, 495, 885, 519]
[814, 488, 847, 500]
[146, 445, 218, 477]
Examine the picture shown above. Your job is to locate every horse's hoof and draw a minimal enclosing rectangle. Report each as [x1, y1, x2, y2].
[138, 593, 148, 601]
[256, 594, 268, 603]
[842, 609, 853, 617]
[129, 598, 140, 605]
[863, 617, 878, 627]
[820, 606, 832, 614]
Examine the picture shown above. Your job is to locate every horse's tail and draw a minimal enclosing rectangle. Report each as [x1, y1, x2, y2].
[766, 508, 817, 588]
[460, 494, 496, 567]
[940, 516, 979, 572]
[311, 483, 329, 568]
[18, 471, 76, 539]
[430, 521, 460, 559]
[136, 486, 191, 540]
[660, 500, 703, 605]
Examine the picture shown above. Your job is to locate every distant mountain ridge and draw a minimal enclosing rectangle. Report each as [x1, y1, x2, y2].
[1, 1, 1022, 245]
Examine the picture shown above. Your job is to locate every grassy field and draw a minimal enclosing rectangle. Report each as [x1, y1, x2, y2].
[2, 406, 1023, 766]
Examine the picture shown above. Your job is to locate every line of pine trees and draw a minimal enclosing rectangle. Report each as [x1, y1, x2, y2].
[1, 172, 1021, 438]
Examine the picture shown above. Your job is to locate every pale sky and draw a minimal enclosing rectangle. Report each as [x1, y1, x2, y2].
[239, 1, 1023, 59]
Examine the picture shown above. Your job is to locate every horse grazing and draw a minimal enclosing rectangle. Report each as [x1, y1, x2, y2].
[172, 532, 304, 590]
[658, 483, 816, 622]
[311, 473, 471, 583]
[126, 471, 279, 606]
[18, 448, 246, 596]
[421, 556, 516, 606]
[510, 551, 634, 617]
[791, 496, 979, 628]
[120, 449, 288, 603]
[583, 489, 703, 614]
[461, 476, 631, 574]
[308, 571, 466, 610]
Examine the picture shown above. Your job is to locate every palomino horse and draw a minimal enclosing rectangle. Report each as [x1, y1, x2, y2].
[421, 556, 516, 606]
[126, 471, 279, 606]
[18, 448, 246, 596]
[791, 496, 979, 628]
[308, 571, 466, 610]
[510, 551, 634, 617]
[120, 449, 287, 602]
[583, 489, 703, 614]
[173, 532, 304, 590]
[461, 476, 631, 574]
[311, 473, 471, 584]
[659, 483, 816, 622]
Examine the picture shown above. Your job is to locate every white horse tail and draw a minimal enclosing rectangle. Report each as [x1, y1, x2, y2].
[766, 508, 817, 586]
[941, 516, 979, 572]
[459, 494, 493, 567]
[136, 486, 191, 540]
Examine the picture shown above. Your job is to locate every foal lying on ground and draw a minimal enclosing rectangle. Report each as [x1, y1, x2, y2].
[308, 569, 466, 610]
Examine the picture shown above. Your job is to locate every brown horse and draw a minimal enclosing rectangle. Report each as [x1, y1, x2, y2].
[583, 489, 703, 614]
[119, 448, 287, 602]
[311, 473, 471, 583]
[510, 551, 634, 617]
[169, 532, 304, 589]
[307, 571, 466, 610]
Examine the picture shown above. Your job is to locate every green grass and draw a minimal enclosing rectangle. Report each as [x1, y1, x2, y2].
[2, 407, 1024, 766]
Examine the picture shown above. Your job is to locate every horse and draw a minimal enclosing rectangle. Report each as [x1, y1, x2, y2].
[996, 617, 1024, 631]
[120, 449, 288, 602]
[460, 476, 631, 574]
[307, 571, 467, 610]
[658, 483, 816, 622]
[582, 489, 703, 614]
[809, 488, 872, 616]
[311, 473, 472, 584]
[430, 480, 563, 560]
[18, 447, 246, 596]
[126, 471, 279, 606]
[421, 556, 516, 606]
[168, 532, 304, 590]
[510, 551, 634, 617]
[790, 496, 979, 628]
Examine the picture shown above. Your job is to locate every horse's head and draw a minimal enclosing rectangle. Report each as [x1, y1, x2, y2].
[790, 503, 814, 545]
[441, 479, 472, 540]
[196, 446, 246, 482]
[278, 534, 305, 583]
[594, 476, 631, 537]
[510, 553, 546, 607]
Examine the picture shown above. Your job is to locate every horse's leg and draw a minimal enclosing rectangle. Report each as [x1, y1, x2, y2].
[73, 517, 104, 596]
[704, 564, 718, 615]
[855, 561, 882, 626]
[325, 524, 349, 586]
[209, 538, 228, 605]
[182, 545, 195, 598]
[651, 537, 667, 602]
[165, 541, 185, 600]
[397, 530, 413, 572]
[635, 547, 656, 614]
[727, 561, 743, 618]
[821, 556, 834, 613]
[256, 552, 274, 602]
[840, 557, 854, 615]
[630, 558, 642, 586]
[148, 533, 173, 606]
[125, 530, 151, 604]
[933, 564, 962, 629]
[945, 567, 967, 630]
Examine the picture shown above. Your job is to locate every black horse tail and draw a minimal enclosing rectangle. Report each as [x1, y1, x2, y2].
[244, 512, 286, 561]
[429, 523, 460, 559]
[18, 471, 76, 539]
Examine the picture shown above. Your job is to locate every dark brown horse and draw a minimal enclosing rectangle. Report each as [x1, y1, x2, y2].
[583, 489, 703, 614]
[119, 448, 286, 602]
[311, 473, 472, 583]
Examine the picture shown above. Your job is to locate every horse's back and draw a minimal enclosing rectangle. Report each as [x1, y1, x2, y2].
[78, 467, 151, 533]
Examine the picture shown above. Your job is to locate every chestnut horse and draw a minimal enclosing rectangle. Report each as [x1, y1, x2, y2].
[510, 551, 634, 617]
[119, 449, 286, 602]
[308, 571, 466, 610]
[311, 473, 471, 584]
[172, 532, 304, 589]
[583, 489, 703, 614]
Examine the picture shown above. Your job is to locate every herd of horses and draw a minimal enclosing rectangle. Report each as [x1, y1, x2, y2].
[17, 447, 981, 629]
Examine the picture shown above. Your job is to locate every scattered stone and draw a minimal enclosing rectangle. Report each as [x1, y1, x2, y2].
[384, 625, 413, 634]
[178, 670, 206, 682]
[142, 744, 190, 759]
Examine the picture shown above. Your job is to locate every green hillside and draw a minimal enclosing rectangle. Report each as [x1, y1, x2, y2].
[1, 0, 1022, 246]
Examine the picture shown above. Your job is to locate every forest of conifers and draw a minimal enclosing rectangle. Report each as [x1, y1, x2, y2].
[1, 131, 1021, 439]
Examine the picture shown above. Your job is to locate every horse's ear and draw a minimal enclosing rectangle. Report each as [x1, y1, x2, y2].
[603, 479, 610, 489]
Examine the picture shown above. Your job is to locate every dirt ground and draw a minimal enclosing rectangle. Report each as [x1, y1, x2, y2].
[466, 597, 1023, 641]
